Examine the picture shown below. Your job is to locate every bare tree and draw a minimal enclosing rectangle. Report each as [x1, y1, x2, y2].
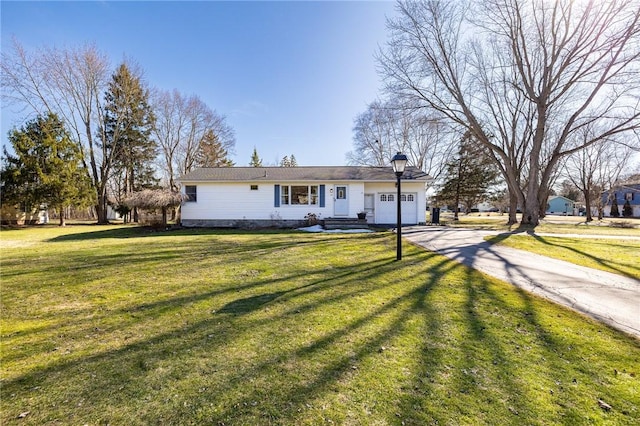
[348, 99, 454, 183]
[566, 132, 636, 220]
[152, 89, 235, 191]
[380, 0, 640, 225]
[348, 100, 397, 166]
[2, 40, 114, 223]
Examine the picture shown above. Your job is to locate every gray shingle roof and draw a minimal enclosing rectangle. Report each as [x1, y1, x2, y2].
[179, 166, 430, 182]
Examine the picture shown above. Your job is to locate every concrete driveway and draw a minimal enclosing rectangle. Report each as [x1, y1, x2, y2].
[402, 226, 640, 339]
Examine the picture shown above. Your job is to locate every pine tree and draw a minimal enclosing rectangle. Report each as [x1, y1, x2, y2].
[435, 132, 500, 220]
[249, 147, 263, 167]
[622, 199, 633, 217]
[280, 154, 297, 167]
[103, 63, 157, 222]
[195, 130, 234, 167]
[610, 197, 620, 217]
[1, 113, 92, 226]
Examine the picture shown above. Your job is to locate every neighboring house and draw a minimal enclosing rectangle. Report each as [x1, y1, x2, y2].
[0, 203, 49, 225]
[473, 202, 499, 212]
[179, 166, 430, 228]
[602, 184, 640, 217]
[546, 196, 577, 215]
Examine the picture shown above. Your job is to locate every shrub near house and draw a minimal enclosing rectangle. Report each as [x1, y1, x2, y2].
[602, 184, 640, 218]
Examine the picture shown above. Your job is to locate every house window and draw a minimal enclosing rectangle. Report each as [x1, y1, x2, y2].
[281, 186, 290, 205]
[279, 185, 319, 205]
[185, 185, 197, 202]
[388, 194, 394, 202]
[250, 185, 259, 191]
[292, 186, 309, 204]
[380, 194, 387, 202]
[625, 192, 634, 201]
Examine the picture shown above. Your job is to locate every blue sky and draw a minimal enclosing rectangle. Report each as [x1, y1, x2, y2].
[1, 0, 396, 166]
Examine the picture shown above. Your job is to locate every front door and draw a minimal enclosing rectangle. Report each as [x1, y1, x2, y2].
[334, 185, 349, 216]
[364, 193, 375, 220]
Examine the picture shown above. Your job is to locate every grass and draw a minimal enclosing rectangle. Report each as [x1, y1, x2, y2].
[439, 214, 640, 279]
[484, 234, 640, 280]
[439, 214, 640, 236]
[1, 225, 639, 425]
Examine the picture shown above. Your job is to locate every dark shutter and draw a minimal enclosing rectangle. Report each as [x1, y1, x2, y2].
[319, 185, 325, 207]
[274, 185, 280, 207]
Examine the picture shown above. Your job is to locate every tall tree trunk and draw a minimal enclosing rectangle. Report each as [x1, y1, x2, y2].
[58, 204, 66, 227]
[96, 181, 109, 224]
[584, 191, 593, 222]
[508, 193, 518, 225]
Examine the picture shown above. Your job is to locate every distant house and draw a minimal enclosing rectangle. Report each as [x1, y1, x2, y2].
[0, 203, 48, 225]
[179, 166, 431, 228]
[546, 196, 577, 215]
[602, 184, 640, 217]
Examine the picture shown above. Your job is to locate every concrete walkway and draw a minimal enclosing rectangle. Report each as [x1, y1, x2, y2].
[402, 226, 640, 339]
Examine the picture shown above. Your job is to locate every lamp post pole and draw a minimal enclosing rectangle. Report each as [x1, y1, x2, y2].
[396, 173, 402, 260]
[391, 152, 408, 261]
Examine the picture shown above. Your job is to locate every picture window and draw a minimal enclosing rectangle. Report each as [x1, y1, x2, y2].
[279, 185, 319, 205]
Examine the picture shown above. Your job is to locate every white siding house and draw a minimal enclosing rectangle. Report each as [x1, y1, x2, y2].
[179, 166, 430, 228]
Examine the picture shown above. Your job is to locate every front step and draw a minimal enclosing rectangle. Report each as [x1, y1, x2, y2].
[323, 217, 369, 230]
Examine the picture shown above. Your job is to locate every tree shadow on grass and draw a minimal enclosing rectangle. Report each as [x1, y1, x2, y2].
[46, 225, 303, 242]
[486, 232, 639, 280]
[527, 234, 639, 279]
[3, 233, 639, 425]
[1, 248, 416, 424]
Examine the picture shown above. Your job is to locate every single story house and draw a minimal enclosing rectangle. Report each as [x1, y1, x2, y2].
[179, 166, 430, 228]
[602, 183, 640, 217]
[546, 196, 577, 215]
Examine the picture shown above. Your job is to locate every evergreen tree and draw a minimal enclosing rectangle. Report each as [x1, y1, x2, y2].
[249, 147, 263, 167]
[1, 113, 92, 226]
[435, 132, 500, 220]
[195, 130, 234, 167]
[610, 197, 620, 217]
[102, 63, 157, 222]
[622, 199, 633, 217]
[279, 154, 297, 167]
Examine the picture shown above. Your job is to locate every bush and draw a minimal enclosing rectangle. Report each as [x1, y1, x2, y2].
[622, 200, 633, 217]
[610, 198, 620, 217]
[609, 220, 635, 229]
[305, 212, 319, 226]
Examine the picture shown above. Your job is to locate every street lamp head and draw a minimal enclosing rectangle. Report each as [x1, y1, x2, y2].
[391, 152, 408, 177]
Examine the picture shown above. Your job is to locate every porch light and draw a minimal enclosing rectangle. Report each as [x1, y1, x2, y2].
[391, 152, 408, 260]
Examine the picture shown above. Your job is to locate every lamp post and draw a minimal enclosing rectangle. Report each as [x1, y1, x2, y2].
[391, 152, 408, 260]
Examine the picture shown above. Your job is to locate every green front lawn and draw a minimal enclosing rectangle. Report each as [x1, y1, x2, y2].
[485, 234, 640, 280]
[441, 214, 640, 236]
[1, 225, 638, 425]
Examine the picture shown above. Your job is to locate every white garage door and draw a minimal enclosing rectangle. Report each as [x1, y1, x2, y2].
[376, 192, 418, 224]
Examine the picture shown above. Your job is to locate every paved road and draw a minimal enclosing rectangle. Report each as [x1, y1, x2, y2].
[402, 226, 640, 339]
